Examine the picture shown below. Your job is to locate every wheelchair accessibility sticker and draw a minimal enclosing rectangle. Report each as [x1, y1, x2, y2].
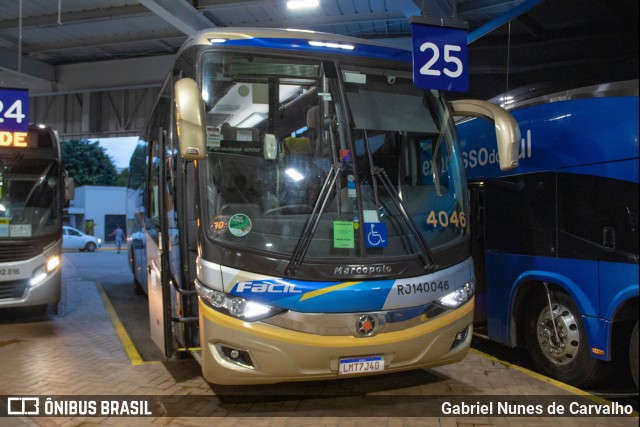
[365, 222, 387, 248]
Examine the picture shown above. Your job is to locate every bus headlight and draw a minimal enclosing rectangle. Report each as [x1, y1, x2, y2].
[30, 265, 48, 287]
[436, 280, 474, 308]
[47, 255, 60, 272]
[195, 281, 285, 321]
[30, 255, 61, 287]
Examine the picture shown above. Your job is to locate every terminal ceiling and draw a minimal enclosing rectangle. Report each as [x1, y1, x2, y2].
[0, 0, 637, 138]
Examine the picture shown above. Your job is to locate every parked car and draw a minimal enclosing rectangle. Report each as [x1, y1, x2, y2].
[62, 226, 102, 252]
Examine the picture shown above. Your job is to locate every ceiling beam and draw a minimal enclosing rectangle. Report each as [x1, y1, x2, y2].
[389, 0, 421, 17]
[54, 54, 175, 93]
[0, 5, 151, 31]
[1, 53, 175, 95]
[138, 0, 214, 35]
[389, 0, 451, 19]
[468, 0, 545, 43]
[229, 11, 407, 30]
[458, 0, 521, 14]
[24, 33, 185, 56]
[0, 48, 56, 82]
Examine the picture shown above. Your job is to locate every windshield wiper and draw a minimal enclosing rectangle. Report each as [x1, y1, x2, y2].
[23, 162, 55, 207]
[285, 162, 342, 277]
[371, 165, 437, 272]
[361, 130, 437, 272]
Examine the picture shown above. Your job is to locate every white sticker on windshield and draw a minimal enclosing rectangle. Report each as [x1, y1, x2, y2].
[236, 130, 253, 142]
[206, 126, 221, 147]
[10, 224, 31, 237]
[363, 210, 379, 223]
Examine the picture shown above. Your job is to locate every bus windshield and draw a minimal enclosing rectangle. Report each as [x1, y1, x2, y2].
[0, 156, 61, 238]
[202, 52, 467, 272]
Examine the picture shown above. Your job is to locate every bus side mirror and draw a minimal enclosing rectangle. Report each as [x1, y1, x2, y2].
[64, 175, 75, 201]
[175, 78, 206, 160]
[263, 134, 277, 160]
[451, 99, 521, 171]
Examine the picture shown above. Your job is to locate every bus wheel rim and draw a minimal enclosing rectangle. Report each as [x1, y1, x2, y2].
[535, 302, 580, 365]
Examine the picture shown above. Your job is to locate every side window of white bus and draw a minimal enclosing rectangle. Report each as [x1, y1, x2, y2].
[149, 137, 161, 230]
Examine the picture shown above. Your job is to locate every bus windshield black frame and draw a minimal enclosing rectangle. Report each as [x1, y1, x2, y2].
[200, 50, 469, 278]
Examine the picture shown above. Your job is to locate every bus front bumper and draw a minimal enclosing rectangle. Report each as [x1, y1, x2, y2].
[198, 297, 474, 385]
[0, 269, 61, 309]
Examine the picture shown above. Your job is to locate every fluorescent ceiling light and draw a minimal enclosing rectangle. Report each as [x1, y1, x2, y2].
[237, 112, 267, 128]
[287, 0, 320, 9]
[208, 38, 227, 44]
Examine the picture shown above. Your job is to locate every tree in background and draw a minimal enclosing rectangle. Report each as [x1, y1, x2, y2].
[127, 143, 146, 190]
[116, 168, 129, 187]
[61, 139, 118, 186]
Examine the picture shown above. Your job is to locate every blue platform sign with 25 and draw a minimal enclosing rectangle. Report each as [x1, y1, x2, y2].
[0, 88, 29, 132]
[411, 22, 468, 92]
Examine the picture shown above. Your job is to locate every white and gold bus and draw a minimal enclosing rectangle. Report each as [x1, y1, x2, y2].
[1, 124, 67, 315]
[127, 28, 519, 384]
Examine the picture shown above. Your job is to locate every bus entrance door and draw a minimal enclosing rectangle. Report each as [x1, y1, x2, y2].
[148, 257, 169, 355]
[469, 181, 487, 331]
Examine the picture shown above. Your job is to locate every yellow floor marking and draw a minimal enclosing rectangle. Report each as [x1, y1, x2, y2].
[471, 348, 639, 418]
[96, 283, 159, 366]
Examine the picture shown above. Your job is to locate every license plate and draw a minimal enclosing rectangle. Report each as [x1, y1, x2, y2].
[338, 355, 384, 375]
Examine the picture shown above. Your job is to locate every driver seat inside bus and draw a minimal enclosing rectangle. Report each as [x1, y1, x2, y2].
[217, 122, 278, 214]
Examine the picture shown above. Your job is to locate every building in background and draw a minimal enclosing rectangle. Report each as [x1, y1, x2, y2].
[66, 186, 126, 244]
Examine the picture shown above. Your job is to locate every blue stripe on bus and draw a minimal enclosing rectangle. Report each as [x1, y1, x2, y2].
[229, 278, 395, 312]
[219, 37, 412, 62]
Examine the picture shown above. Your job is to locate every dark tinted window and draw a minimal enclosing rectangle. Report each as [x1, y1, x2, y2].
[484, 172, 556, 256]
[483, 172, 638, 264]
[557, 173, 638, 263]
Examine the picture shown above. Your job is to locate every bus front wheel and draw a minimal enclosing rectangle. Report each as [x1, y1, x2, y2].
[524, 289, 608, 387]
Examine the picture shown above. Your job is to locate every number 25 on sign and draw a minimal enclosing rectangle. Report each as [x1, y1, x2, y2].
[410, 20, 468, 92]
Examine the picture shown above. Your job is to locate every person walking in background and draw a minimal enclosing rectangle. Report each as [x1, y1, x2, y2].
[110, 225, 125, 254]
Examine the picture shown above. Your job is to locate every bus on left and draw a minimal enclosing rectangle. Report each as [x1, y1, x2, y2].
[0, 123, 71, 315]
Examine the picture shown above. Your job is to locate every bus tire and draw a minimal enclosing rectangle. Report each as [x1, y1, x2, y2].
[48, 301, 59, 316]
[134, 275, 144, 296]
[524, 289, 608, 387]
[630, 321, 639, 390]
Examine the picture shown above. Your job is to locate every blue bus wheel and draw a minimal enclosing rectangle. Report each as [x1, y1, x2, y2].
[524, 289, 609, 387]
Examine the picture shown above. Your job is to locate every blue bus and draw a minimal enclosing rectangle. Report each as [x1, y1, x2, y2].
[457, 80, 639, 388]
[127, 27, 520, 384]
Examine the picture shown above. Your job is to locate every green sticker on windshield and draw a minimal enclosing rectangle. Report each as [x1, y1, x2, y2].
[333, 221, 354, 248]
[228, 213, 252, 237]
